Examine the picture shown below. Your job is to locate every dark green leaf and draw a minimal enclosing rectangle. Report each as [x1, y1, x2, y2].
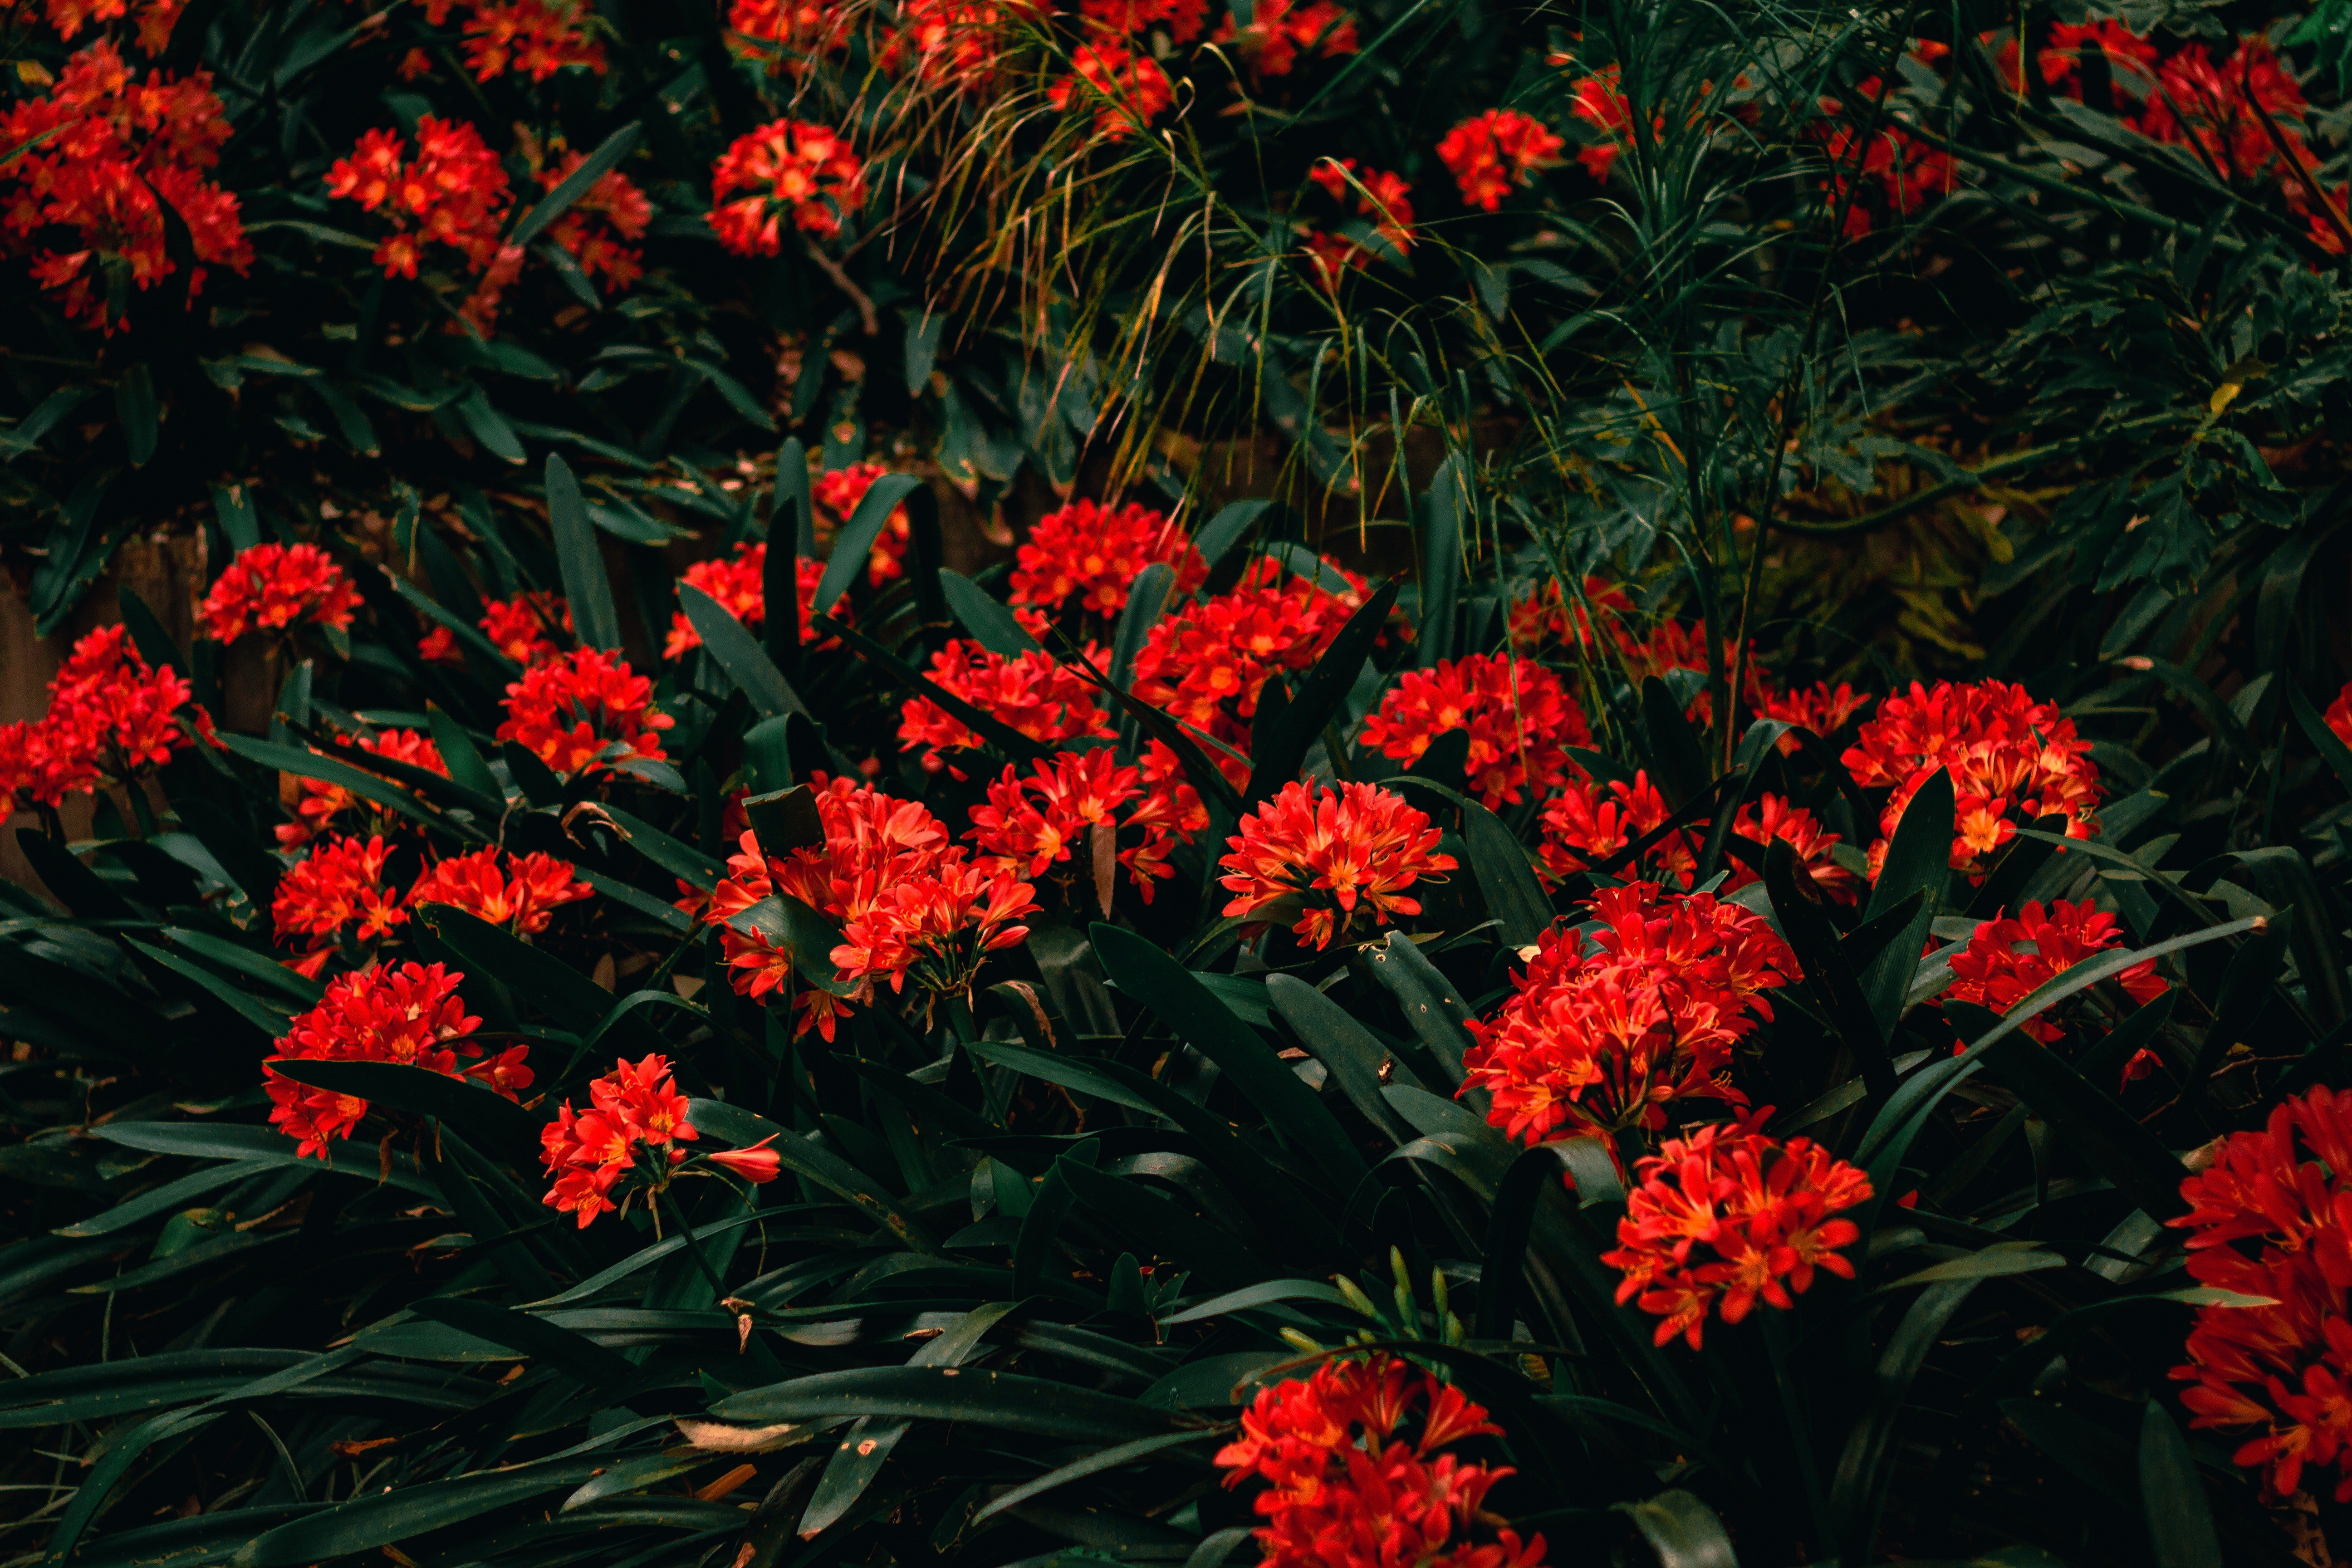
[1242, 578, 1398, 806]
[813, 474, 923, 619]
[509, 123, 642, 248]
[711, 1365, 1191, 1440]
[547, 454, 622, 651]
[941, 569, 1042, 657]
[681, 582, 809, 719]
[2140, 1400, 2224, 1568]
[266, 1060, 542, 1152]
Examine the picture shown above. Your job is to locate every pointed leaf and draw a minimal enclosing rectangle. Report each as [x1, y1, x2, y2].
[547, 454, 622, 651]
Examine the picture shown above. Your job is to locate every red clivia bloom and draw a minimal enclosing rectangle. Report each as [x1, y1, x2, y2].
[883, 0, 1025, 83]
[812, 464, 913, 587]
[832, 857, 1040, 1003]
[273, 834, 408, 969]
[536, 151, 648, 290]
[497, 647, 674, 776]
[196, 542, 361, 644]
[1462, 882, 1798, 1142]
[2167, 1087, 2352, 1501]
[452, 0, 606, 82]
[1360, 654, 1590, 809]
[728, 0, 848, 57]
[0, 625, 199, 810]
[277, 728, 449, 849]
[1437, 109, 1564, 211]
[418, 625, 460, 666]
[1124, 738, 1210, 898]
[1301, 159, 1415, 289]
[1944, 898, 2166, 1044]
[1564, 64, 1634, 181]
[1507, 575, 1631, 657]
[482, 592, 572, 666]
[664, 543, 833, 658]
[1726, 794, 1858, 904]
[1008, 499, 1206, 616]
[43, 0, 187, 50]
[2326, 681, 2352, 750]
[1211, 0, 1357, 79]
[540, 1053, 725, 1227]
[1756, 679, 1871, 752]
[1219, 780, 1455, 951]
[966, 747, 1143, 879]
[264, 962, 519, 1159]
[1535, 769, 1690, 888]
[1130, 569, 1362, 777]
[408, 848, 593, 936]
[1082, 0, 1204, 43]
[1216, 1353, 1544, 1568]
[325, 117, 513, 284]
[2040, 20, 2159, 99]
[1841, 678, 2102, 881]
[708, 118, 865, 254]
[0, 41, 250, 331]
[1601, 1117, 1872, 1348]
[898, 639, 1115, 777]
[1047, 42, 1173, 140]
[2137, 37, 2306, 185]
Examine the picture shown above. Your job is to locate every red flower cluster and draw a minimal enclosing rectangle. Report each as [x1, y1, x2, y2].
[1008, 499, 1206, 617]
[0, 625, 197, 810]
[278, 728, 449, 849]
[409, 848, 593, 936]
[1841, 678, 2102, 880]
[1211, 0, 1357, 81]
[1219, 780, 1454, 950]
[1536, 770, 1685, 887]
[708, 118, 866, 254]
[888, 0, 1033, 83]
[1757, 679, 1872, 749]
[1729, 794, 1857, 904]
[706, 776, 1035, 1037]
[497, 647, 674, 775]
[1303, 159, 1415, 289]
[541, 1053, 778, 1226]
[264, 962, 527, 1160]
[1436, 109, 1564, 211]
[727, 0, 845, 56]
[420, 0, 607, 83]
[1047, 43, 1172, 140]
[1130, 569, 1361, 774]
[898, 638, 1114, 776]
[1462, 882, 1798, 1142]
[0, 41, 249, 330]
[1945, 898, 2166, 1047]
[2169, 1086, 2352, 1501]
[273, 834, 407, 972]
[1602, 1117, 1872, 1348]
[196, 542, 362, 645]
[663, 542, 830, 658]
[535, 150, 650, 291]
[1816, 86, 1955, 240]
[421, 592, 572, 668]
[1216, 1354, 1543, 1568]
[1563, 64, 1634, 181]
[324, 118, 514, 307]
[1081, 0, 1204, 43]
[813, 463, 913, 587]
[1360, 654, 1590, 809]
[964, 746, 1192, 902]
[40, 0, 187, 52]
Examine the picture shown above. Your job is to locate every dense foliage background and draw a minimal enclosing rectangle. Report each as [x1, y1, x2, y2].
[8, 0, 2352, 1563]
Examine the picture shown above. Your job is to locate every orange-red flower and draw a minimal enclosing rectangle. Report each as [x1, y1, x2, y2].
[707, 118, 865, 254]
[1130, 568, 1362, 775]
[832, 857, 1039, 1001]
[277, 728, 450, 849]
[419, 593, 571, 669]
[1219, 780, 1454, 950]
[1757, 679, 1871, 750]
[2168, 1087, 2352, 1501]
[324, 118, 514, 306]
[1210, 0, 1356, 80]
[440, 0, 607, 82]
[1302, 158, 1415, 289]
[898, 640, 1115, 777]
[273, 834, 408, 970]
[536, 151, 648, 289]
[1436, 108, 1563, 211]
[1944, 898, 2166, 1044]
[264, 962, 521, 1159]
[2136, 37, 2305, 186]
[1081, 0, 1204, 41]
[1535, 769, 1689, 888]
[408, 848, 593, 936]
[663, 543, 831, 658]
[1726, 793, 1858, 904]
[1841, 678, 2102, 880]
[1462, 882, 1797, 1142]
[1360, 654, 1590, 809]
[0, 625, 199, 810]
[1009, 499, 1206, 617]
[1563, 64, 1633, 181]
[538, 1053, 762, 1227]
[1216, 1353, 1544, 1568]
[1047, 42, 1171, 140]
[812, 464, 913, 587]
[966, 747, 1142, 878]
[197, 542, 361, 644]
[496, 647, 674, 776]
[1601, 1117, 1872, 1348]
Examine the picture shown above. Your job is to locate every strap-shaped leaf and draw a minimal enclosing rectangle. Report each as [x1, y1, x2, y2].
[817, 614, 1052, 764]
[940, 568, 1042, 656]
[1194, 500, 1271, 567]
[509, 122, 642, 249]
[547, 454, 622, 650]
[1264, 974, 1421, 1142]
[407, 1297, 637, 1389]
[1978, 1028, 2190, 1218]
[232, 1456, 612, 1567]
[813, 473, 923, 618]
[681, 582, 809, 719]
[426, 701, 505, 801]
[416, 904, 664, 1051]
[710, 1364, 1190, 1440]
[267, 1059, 543, 1151]
[1242, 577, 1398, 806]
[123, 937, 292, 1038]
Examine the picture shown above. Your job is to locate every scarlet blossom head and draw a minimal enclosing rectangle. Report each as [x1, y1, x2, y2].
[0, 625, 200, 810]
[1218, 780, 1455, 951]
[407, 848, 593, 936]
[897, 640, 1114, 777]
[264, 962, 515, 1159]
[496, 647, 674, 776]
[1210, 0, 1357, 81]
[540, 1054, 778, 1225]
[197, 543, 362, 644]
[664, 544, 834, 659]
[1944, 899, 2166, 1044]
[276, 728, 449, 849]
[1437, 108, 1564, 211]
[707, 118, 866, 254]
[1359, 654, 1590, 809]
[1008, 500, 1206, 617]
[1046, 42, 1172, 141]
[1601, 1117, 1872, 1348]
[273, 834, 408, 970]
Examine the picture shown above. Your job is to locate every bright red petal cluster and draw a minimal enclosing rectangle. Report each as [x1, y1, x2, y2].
[278, 728, 450, 849]
[1462, 882, 1798, 1142]
[813, 463, 913, 586]
[538, 151, 649, 289]
[0, 625, 197, 810]
[0, 41, 250, 331]
[1841, 678, 2102, 880]
[1945, 898, 2165, 1044]
[1081, 0, 1204, 43]
[1728, 793, 1857, 904]
[2168, 1086, 2352, 1501]
[1210, 0, 1357, 80]
[708, 118, 866, 254]
[196, 542, 361, 645]
[663, 542, 830, 658]
[1436, 109, 1564, 211]
[539, 1053, 712, 1226]
[421, 0, 607, 83]
[967, 747, 1140, 877]
[1601, 1117, 1872, 1348]
[1218, 780, 1454, 950]
[1047, 43, 1172, 140]
[324, 118, 514, 301]
[1215, 1353, 1543, 1568]
[41, 0, 188, 51]
[898, 639, 1115, 777]
[1302, 159, 1415, 289]
[1130, 568, 1362, 775]
[886, 0, 1034, 83]
[408, 847, 593, 936]
[1360, 654, 1590, 809]
[1535, 769, 1686, 888]
[1008, 499, 1207, 616]
[274, 833, 408, 971]
[1562, 64, 1634, 181]
[497, 647, 674, 776]
[264, 962, 523, 1159]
